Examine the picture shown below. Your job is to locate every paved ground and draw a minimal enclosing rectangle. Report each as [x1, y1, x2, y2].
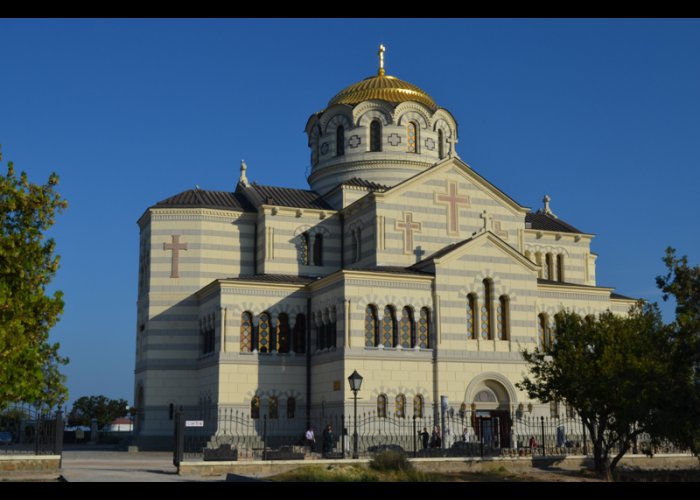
[60, 450, 228, 482]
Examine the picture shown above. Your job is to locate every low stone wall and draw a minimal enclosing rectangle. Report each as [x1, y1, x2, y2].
[0, 455, 62, 475]
[178, 454, 699, 477]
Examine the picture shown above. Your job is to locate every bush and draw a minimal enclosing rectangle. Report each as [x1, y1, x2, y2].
[369, 450, 413, 472]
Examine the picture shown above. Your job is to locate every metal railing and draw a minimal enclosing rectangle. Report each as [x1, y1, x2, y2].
[0, 404, 63, 456]
[173, 405, 690, 463]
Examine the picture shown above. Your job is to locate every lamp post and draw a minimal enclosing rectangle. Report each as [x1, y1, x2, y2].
[347, 370, 363, 459]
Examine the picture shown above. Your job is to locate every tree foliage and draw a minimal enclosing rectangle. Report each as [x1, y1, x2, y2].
[0, 148, 68, 410]
[68, 395, 129, 429]
[655, 247, 700, 455]
[517, 304, 678, 479]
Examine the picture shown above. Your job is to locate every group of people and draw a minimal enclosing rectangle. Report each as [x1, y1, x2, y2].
[420, 425, 474, 449]
[304, 425, 349, 457]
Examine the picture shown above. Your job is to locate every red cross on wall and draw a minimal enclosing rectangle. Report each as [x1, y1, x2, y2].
[435, 181, 470, 235]
[163, 235, 188, 278]
[395, 212, 422, 254]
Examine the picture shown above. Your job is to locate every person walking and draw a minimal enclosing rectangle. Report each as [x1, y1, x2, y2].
[419, 427, 430, 450]
[305, 426, 316, 451]
[322, 424, 335, 457]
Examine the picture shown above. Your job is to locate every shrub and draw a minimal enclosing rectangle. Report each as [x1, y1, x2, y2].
[369, 450, 413, 472]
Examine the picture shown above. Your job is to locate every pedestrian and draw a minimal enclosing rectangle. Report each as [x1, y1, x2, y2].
[322, 424, 335, 457]
[462, 426, 470, 443]
[529, 435, 538, 452]
[305, 426, 316, 451]
[419, 427, 430, 449]
[430, 425, 441, 448]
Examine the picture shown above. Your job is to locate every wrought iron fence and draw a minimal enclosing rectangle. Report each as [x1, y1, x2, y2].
[0, 404, 63, 456]
[174, 405, 690, 463]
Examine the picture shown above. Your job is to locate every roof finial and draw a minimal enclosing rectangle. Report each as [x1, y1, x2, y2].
[378, 44, 386, 76]
[239, 159, 250, 188]
[542, 194, 558, 218]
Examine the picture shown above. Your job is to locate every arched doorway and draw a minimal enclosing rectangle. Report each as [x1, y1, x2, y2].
[466, 379, 513, 449]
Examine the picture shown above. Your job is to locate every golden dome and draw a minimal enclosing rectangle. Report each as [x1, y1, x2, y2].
[327, 74, 438, 111]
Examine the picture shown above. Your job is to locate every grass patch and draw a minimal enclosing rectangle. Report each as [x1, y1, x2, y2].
[269, 463, 437, 482]
[272, 465, 379, 482]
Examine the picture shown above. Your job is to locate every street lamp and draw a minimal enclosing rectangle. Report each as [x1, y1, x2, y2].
[347, 370, 363, 459]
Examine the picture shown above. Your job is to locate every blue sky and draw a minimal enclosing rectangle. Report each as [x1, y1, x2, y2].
[1, 19, 698, 408]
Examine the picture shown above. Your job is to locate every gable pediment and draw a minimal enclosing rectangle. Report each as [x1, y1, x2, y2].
[374, 157, 530, 216]
[413, 231, 540, 274]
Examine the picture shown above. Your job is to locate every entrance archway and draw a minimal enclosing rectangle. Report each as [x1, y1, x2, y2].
[464, 376, 515, 449]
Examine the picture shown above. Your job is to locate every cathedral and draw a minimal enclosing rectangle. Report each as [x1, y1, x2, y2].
[134, 46, 634, 445]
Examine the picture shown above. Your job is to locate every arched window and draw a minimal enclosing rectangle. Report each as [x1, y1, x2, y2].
[313, 234, 323, 266]
[336, 125, 345, 156]
[317, 312, 326, 350]
[287, 397, 296, 419]
[438, 129, 445, 159]
[300, 233, 310, 265]
[136, 385, 145, 429]
[370, 120, 382, 152]
[395, 394, 406, 418]
[407, 122, 417, 153]
[481, 280, 493, 340]
[538, 313, 549, 349]
[293, 313, 306, 353]
[413, 394, 424, 418]
[467, 294, 477, 340]
[377, 394, 387, 418]
[251, 396, 260, 419]
[269, 396, 279, 419]
[550, 400, 560, 418]
[277, 313, 290, 353]
[381, 305, 397, 347]
[553, 313, 564, 346]
[535, 252, 544, 278]
[418, 307, 430, 348]
[240, 311, 253, 352]
[328, 307, 337, 348]
[497, 296, 509, 341]
[557, 254, 565, 282]
[350, 229, 357, 263]
[365, 305, 379, 347]
[258, 312, 271, 353]
[546, 253, 554, 280]
[399, 307, 414, 348]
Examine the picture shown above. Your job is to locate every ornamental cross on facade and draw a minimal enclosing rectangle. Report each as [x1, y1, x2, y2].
[395, 212, 422, 254]
[163, 234, 188, 278]
[436, 181, 470, 235]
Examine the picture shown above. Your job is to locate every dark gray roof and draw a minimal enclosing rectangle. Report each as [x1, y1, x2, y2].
[222, 274, 316, 285]
[251, 183, 333, 210]
[350, 266, 434, 276]
[412, 238, 474, 265]
[526, 212, 584, 234]
[340, 178, 389, 191]
[538, 279, 634, 300]
[153, 189, 256, 211]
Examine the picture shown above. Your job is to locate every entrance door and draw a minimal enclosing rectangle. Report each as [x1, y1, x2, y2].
[472, 410, 511, 449]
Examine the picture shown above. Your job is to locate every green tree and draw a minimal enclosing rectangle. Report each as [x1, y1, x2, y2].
[517, 304, 678, 479]
[68, 395, 129, 429]
[0, 148, 68, 410]
[655, 247, 700, 455]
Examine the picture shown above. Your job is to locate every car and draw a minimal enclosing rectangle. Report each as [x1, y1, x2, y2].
[0, 431, 13, 445]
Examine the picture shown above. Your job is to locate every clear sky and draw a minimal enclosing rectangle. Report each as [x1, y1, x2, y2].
[1, 19, 698, 408]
